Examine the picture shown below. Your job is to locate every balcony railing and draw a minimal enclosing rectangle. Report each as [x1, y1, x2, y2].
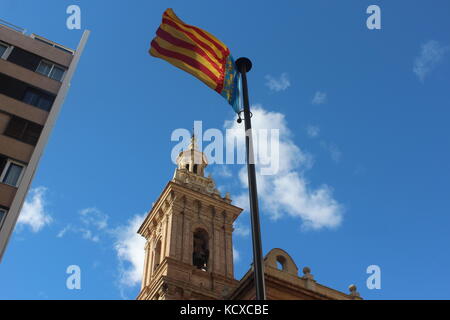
[0, 18, 74, 54]
[0, 18, 26, 34]
[31, 34, 74, 54]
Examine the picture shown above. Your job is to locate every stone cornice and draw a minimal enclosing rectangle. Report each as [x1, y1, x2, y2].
[138, 181, 243, 238]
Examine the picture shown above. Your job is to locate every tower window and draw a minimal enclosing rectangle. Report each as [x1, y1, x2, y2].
[185, 164, 189, 171]
[193, 164, 198, 174]
[153, 240, 162, 271]
[193, 228, 209, 271]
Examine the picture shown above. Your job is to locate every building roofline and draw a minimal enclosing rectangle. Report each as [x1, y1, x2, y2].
[0, 18, 26, 34]
[0, 18, 74, 53]
[30, 34, 74, 54]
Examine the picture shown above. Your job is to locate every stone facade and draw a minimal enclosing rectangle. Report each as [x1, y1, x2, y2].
[137, 136, 361, 300]
[229, 248, 361, 300]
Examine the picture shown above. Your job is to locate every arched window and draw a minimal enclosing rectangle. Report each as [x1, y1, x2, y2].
[185, 164, 190, 171]
[192, 228, 209, 271]
[276, 255, 287, 271]
[193, 164, 198, 174]
[153, 240, 162, 271]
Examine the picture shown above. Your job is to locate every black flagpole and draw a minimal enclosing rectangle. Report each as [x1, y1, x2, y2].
[235, 57, 266, 301]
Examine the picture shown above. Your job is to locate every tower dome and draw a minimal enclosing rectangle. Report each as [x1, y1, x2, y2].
[176, 135, 208, 176]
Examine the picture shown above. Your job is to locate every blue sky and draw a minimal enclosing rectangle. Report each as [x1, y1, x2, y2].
[1, 0, 450, 300]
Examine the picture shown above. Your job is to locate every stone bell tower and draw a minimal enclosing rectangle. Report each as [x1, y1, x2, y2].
[137, 136, 243, 300]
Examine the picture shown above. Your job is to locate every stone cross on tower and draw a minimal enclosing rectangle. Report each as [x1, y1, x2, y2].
[137, 136, 242, 300]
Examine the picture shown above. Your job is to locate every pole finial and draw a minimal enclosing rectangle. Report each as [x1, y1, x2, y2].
[235, 57, 252, 73]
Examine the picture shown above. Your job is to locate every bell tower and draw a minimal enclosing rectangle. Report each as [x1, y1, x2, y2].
[137, 136, 242, 300]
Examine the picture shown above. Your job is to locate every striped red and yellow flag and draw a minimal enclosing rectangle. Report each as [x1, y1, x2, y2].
[149, 9, 241, 112]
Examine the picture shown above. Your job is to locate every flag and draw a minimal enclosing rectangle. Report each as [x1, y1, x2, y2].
[149, 9, 241, 113]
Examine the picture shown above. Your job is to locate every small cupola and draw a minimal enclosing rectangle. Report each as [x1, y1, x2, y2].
[176, 135, 208, 176]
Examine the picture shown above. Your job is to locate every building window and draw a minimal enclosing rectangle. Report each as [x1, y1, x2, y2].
[0, 160, 25, 187]
[0, 208, 7, 229]
[23, 88, 54, 111]
[0, 43, 8, 59]
[193, 228, 209, 271]
[3, 116, 43, 146]
[36, 60, 52, 76]
[153, 240, 162, 271]
[0, 73, 55, 109]
[6, 46, 41, 71]
[36, 60, 66, 82]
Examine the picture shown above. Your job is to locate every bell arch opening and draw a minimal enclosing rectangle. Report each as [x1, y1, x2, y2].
[276, 255, 287, 271]
[192, 228, 209, 271]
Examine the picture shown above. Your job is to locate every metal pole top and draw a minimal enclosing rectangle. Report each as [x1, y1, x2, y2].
[235, 57, 252, 73]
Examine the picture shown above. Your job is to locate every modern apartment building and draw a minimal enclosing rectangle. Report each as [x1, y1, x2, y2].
[0, 19, 89, 261]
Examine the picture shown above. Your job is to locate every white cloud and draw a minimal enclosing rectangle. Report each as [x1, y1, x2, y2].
[265, 73, 290, 92]
[57, 207, 109, 242]
[56, 209, 146, 292]
[79, 207, 108, 230]
[321, 141, 342, 164]
[112, 214, 146, 288]
[329, 144, 342, 163]
[312, 91, 327, 105]
[232, 193, 250, 213]
[233, 247, 240, 263]
[413, 40, 449, 82]
[225, 106, 343, 230]
[271, 172, 342, 229]
[57, 224, 102, 243]
[79, 228, 100, 242]
[306, 125, 320, 138]
[56, 225, 71, 238]
[211, 165, 232, 178]
[17, 187, 52, 232]
[234, 220, 250, 237]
